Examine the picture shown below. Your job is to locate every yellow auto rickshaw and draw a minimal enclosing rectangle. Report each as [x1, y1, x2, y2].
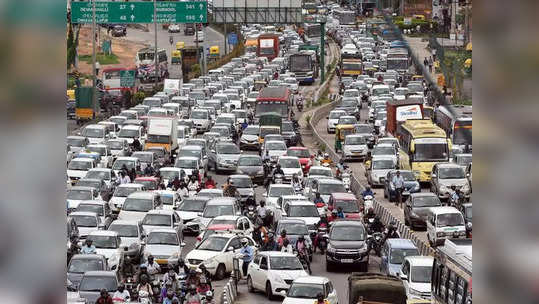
[411, 75, 424, 82]
[171, 50, 182, 65]
[176, 41, 185, 50]
[413, 14, 426, 20]
[335, 124, 355, 152]
[67, 89, 75, 100]
[209, 45, 220, 62]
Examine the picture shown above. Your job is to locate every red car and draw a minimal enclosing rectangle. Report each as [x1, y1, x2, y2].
[328, 192, 362, 219]
[287, 147, 313, 174]
[134, 177, 160, 191]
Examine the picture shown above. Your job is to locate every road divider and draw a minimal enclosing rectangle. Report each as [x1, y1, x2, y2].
[219, 276, 237, 304]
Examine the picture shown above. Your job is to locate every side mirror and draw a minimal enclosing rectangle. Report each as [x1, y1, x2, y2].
[279, 290, 287, 297]
[431, 173, 437, 178]
[181, 242, 186, 247]
[227, 246, 234, 252]
[466, 173, 470, 177]
[399, 272, 408, 280]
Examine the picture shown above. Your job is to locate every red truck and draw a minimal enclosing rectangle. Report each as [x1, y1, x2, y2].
[257, 34, 280, 61]
[385, 99, 424, 136]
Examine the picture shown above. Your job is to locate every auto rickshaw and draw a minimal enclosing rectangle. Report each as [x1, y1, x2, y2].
[209, 45, 220, 62]
[335, 124, 355, 152]
[67, 89, 75, 100]
[176, 41, 185, 50]
[171, 50, 182, 65]
[411, 75, 424, 82]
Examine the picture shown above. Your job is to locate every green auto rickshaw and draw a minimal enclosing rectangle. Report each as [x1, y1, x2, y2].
[335, 124, 355, 152]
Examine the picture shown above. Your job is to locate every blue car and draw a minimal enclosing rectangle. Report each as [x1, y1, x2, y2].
[380, 238, 419, 276]
[383, 170, 421, 202]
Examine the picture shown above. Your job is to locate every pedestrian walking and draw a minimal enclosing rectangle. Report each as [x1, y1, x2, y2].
[428, 56, 433, 73]
[391, 170, 405, 208]
[423, 57, 429, 70]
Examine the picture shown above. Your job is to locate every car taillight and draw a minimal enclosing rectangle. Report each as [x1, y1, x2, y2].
[316, 202, 325, 208]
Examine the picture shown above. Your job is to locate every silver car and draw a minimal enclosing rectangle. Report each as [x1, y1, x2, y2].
[236, 154, 265, 184]
[342, 134, 369, 161]
[365, 156, 397, 187]
[430, 163, 471, 200]
[208, 141, 241, 173]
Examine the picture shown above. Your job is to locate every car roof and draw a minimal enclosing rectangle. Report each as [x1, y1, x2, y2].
[386, 238, 418, 249]
[109, 219, 139, 226]
[437, 162, 463, 169]
[69, 186, 95, 191]
[288, 146, 308, 150]
[88, 168, 112, 172]
[213, 215, 242, 221]
[115, 156, 138, 161]
[117, 183, 144, 188]
[331, 220, 364, 227]
[148, 228, 178, 234]
[331, 192, 357, 200]
[88, 230, 118, 237]
[70, 254, 105, 260]
[83, 271, 117, 277]
[372, 156, 396, 161]
[79, 200, 107, 206]
[160, 167, 183, 172]
[67, 135, 86, 140]
[121, 125, 141, 130]
[287, 200, 315, 206]
[317, 179, 343, 185]
[127, 191, 156, 199]
[410, 192, 438, 198]
[181, 145, 202, 150]
[430, 206, 461, 215]
[259, 251, 297, 257]
[69, 211, 98, 217]
[278, 218, 306, 224]
[135, 177, 159, 181]
[269, 183, 293, 188]
[293, 276, 329, 284]
[70, 158, 94, 163]
[404, 255, 434, 266]
[206, 197, 237, 205]
[309, 166, 331, 171]
[145, 209, 175, 215]
[278, 156, 299, 160]
[229, 174, 251, 179]
[177, 156, 199, 161]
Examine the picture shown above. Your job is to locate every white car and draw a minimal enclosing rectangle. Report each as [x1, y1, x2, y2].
[195, 215, 255, 247]
[85, 168, 117, 188]
[263, 184, 295, 210]
[247, 252, 309, 299]
[263, 140, 287, 163]
[174, 156, 202, 177]
[158, 167, 183, 187]
[117, 125, 144, 145]
[86, 230, 122, 269]
[283, 77, 299, 93]
[371, 143, 398, 165]
[111, 157, 139, 176]
[69, 211, 105, 239]
[86, 144, 114, 168]
[326, 110, 347, 133]
[67, 158, 96, 181]
[282, 276, 338, 304]
[307, 166, 333, 178]
[118, 191, 161, 222]
[277, 156, 304, 183]
[399, 256, 434, 301]
[107, 220, 145, 261]
[176, 196, 209, 234]
[197, 197, 241, 229]
[109, 183, 145, 211]
[283, 200, 320, 233]
[82, 124, 108, 145]
[366, 156, 397, 187]
[67, 186, 101, 211]
[156, 190, 180, 211]
[144, 228, 185, 269]
[190, 109, 211, 132]
[168, 24, 180, 33]
[342, 134, 369, 161]
[141, 209, 183, 236]
[185, 233, 256, 280]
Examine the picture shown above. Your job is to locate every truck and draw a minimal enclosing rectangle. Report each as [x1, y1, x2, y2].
[257, 34, 280, 62]
[348, 273, 407, 304]
[289, 51, 318, 84]
[75, 87, 95, 124]
[181, 46, 203, 83]
[144, 117, 178, 154]
[334, 9, 356, 27]
[385, 99, 424, 136]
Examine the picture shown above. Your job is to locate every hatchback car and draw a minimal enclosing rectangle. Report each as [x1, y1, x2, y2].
[107, 219, 145, 261]
[277, 156, 304, 182]
[380, 238, 419, 276]
[286, 147, 312, 174]
[208, 142, 241, 173]
[67, 254, 108, 291]
[117, 191, 161, 222]
[309, 178, 346, 204]
[228, 174, 256, 203]
[283, 201, 320, 234]
[326, 110, 347, 133]
[143, 228, 185, 270]
[327, 193, 361, 218]
[430, 163, 471, 200]
[77, 271, 118, 303]
[176, 196, 211, 234]
[342, 134, 369, 161]
[365, 156, 397, 187]
[197, 197, 241, 228]
[109, 183, 145, 211]
[236, 154, 265, 184]
[399, 256, 434, 301]
[282, 276, 338, 304]
[141, 209, 183, 236]
[383, 170, 421, 202]
[86, 230, 122, 269]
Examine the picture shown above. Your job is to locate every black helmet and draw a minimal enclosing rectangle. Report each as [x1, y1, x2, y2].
[375, 215, 381, 221]
[281, 229, 287, 236]
[298, 235, 305, 241]
[317, 293, 324, 301]
[451, 185, 456, 190]
[178, 258, 185, 266]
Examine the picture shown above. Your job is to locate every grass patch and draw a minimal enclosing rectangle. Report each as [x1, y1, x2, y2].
[305, 114, 312, 124]
[453, 99, 472, 106]
[79, 53, 120, 65]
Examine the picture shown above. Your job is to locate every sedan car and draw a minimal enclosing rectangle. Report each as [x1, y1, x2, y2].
[342, 134, 369, 161]
[404, 192, 442, 230]
[141, 209, 184, 236]
[228, 174, 256, 203]
[108, 183, 145, 211]
[107, 220, 145, 261]
[77, 271, 118, 304]
[68, 211, 105, 239]
[143, 228, 185, 270]
[247, 252, 309, 299]
[239, 125, 260, 150]
[282, 276, 338, 304]
[236, 154, 265, 184]
[326, 110, 347, 133]
[208, 142, 241, 173]
[67, 254, 108, 291]
[430, 163, 471, 200]
[176, 196, 211, 234]
[86, 231, 122, 269]
[67, 186, 101, 211]
[262, 140, 288, 163]
[383, 170, 420, 202]
[75, 200, 115, 230]
[286, 147, 312, 174]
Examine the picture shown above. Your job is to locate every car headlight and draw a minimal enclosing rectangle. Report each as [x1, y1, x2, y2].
[413, 184, 420, 190]
[408, 288, 422, 298]
[327, 244, 336, 253]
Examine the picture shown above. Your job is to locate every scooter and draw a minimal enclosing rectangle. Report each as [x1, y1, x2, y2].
[341, 172, 351, 191]
[313, 226, 329, 254]
[367, 232, 383, 257]
[363, 195, 374, 211]
[273, 174, 284, 184]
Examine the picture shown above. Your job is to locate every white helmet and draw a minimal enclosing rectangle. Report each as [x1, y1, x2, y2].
[206, 290, 213, 297]
[324, 153, 329, 157]
[241, 238, 249, 245]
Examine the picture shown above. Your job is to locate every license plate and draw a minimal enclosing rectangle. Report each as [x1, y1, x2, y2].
[341, 259, 354, 263]
[156, 259, 168, 265]
[403, 191, 410, 195]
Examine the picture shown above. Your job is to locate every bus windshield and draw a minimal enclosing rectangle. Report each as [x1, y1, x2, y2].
[414, 140, 448, 162]
[255, 102, 288, 117]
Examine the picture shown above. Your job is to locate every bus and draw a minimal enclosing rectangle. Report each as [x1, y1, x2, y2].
[397, 119, 451, 182]
[434, 105, 472, 153]
[341, 59, 363, 78]
[387, 48, 409, 75]
[431, 239, 472, 304]
[304, 23, 322, 47]
[289, 51, 318, 84]
[334, 9, 356, 26]
[255, 87, 291, 119]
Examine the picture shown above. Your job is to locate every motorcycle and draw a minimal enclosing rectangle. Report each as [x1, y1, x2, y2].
[313, 226, 329, 254]
[124, 277, 136, 300]
[273, 173, 284, 184]
[295, 250, 311, 274]
[244, 205, 257, 223]
[368, 232, 383, 257]
[341, 172, 351, 191]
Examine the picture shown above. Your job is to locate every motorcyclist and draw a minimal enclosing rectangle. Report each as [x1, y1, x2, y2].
[244, 195, 256, 209]
[277, 229, 289, 249]
[187, 175, 199, 193]
[163, 289, 179, 304]
[336, 206, 345, 218]
[383, 221, 400, 243]
[119, 256, 136, 283]
[197, 277, 211, 294]
[272, 164, 284, 177]
[321, 153, 333, 166]
[240, 238, 255, 277]
[204, 176, 216, 188]
[132, 137, 142, 151]
[313, 192, 324, 206]
[336, 159, 345, 177]
[160, 281, 177, 302]
[186, 269, 200, 287]
[67, 235, 80, 263]
[257, 200, 268, 219]
[295, 235, 312, 274]
[313, 214, 329, 252]
[136, 264, 149, 283]
[176, 182, 189, 198]
[369, 215, 384, 233]
[112, 284, 130, 302]
[162, 265, 180, 291]
[177, 258, 189, 275]
[292, 174, 302, 191]
[223, 179, 239, 198]
[449, 185, 460, 205]
[205, 290, 216, 304]
[364, 207, 376, 222]
[136, 275, 153, 300]
[95, 288, 113, 304]
[184, 285, 201, 304]
[361, 186, 375, 198]
[315, 292, 330, 304]
[261, 231, 279, 251]
[168, 176, 182, 191]
[144, 255, 161, 280]
[328, 209, 339, 222]
[198, 264, 212, 289]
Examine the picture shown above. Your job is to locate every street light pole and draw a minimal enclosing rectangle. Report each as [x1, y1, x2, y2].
[92, 0, 97, 119]
[154, 0, 159, 90]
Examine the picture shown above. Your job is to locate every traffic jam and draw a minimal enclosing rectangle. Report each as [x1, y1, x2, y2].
[66, 4, 472, 304]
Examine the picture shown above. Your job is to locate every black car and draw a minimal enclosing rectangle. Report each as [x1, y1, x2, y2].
[383, 170, 420, 202]
[184, 23, 195, 35]
[282, 121, 299, 146]
[67, 100, 76, 120]
[404, 193, 442, 230]
[325, 219, 368, 272]
[111, 25, 127, 37]
[459, 202, 472, 238]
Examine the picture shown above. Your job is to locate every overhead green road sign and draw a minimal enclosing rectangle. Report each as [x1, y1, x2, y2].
[71, 1, 207, 24]
[120, 70, 136, 87]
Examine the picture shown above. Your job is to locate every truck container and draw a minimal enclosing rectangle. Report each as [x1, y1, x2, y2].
[257, 34, 280, 61]
[348, 273, 406, 304]
[386, 99, 424, 136]
[144, 117, 178, 153]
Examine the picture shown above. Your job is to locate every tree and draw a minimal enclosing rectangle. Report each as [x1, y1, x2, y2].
[67, 23, 75, 68]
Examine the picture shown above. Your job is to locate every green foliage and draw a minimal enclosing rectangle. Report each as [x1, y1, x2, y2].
[78, 53, 120, 65]
[67, 24, 76, 68]
[305, 114, 312, 124]
[134, 92, 146, 104]
[319, 143, 326, 152]
[453, 98, 472, 106]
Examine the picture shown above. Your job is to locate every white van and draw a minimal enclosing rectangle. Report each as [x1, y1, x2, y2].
[427, 206, 466, 247]
[82, 124, 108, 145]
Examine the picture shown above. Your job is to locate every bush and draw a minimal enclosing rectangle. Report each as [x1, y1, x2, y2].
[305, 114, 312, 124]
[134, 92, 145, 104]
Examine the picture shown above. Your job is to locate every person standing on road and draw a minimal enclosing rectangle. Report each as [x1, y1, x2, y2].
[239, 238, 254, 278]
[423, 57, 429, 70]
[391, 170, 405, 207]
[428, 56, 433, 73]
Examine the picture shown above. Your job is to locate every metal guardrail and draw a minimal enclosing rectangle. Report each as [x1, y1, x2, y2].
[307, 101, 435, 257]
[219, 276, 238, 304]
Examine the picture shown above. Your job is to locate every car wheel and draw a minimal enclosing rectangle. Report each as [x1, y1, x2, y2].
[247, 276, 255, 293]
[266, 281, 275, 300]
[215, 264, 226, 280]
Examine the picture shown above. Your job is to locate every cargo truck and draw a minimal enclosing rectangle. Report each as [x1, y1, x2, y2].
[385, 99, 424, 136]
[348, 273, 406, 304]
[257, 34, 280, 62]
[181, 46, 203, 83]
[144, 117, 178, 154]
[75, 87, 95, 124]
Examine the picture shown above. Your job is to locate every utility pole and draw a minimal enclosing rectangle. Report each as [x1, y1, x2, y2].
[464, 1, 470, 46]
[195, 24, 200, 74]
[320, 21, 326, 83]
[224, 21, 228, 55]
[91, 0, 97, 119]
[154, 0, 159, 90]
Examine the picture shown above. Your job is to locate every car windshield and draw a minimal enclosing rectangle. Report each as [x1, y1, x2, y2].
[107, 141, 124, 149]
[86, 170, 110, 180]
[329, 111, 345, 119]
[230, 178, 252, 188]
[209, 219, 236, 226]
[191, 111, 208, 119]
[280, 223, 308, 235]
[113, 187, 139, 198]
[282, 122, 294, 132]
[288, 205, 319, 217]
[176, 158, 198, 169]
[268, 186, 294, 197]
[122, 198, 153, 212]
[344, 91, 359, 97]
[67, 189, 92, 200]
[178, 148, 201, 159]
[76, 204, 103, 216]
[67, 138, 86, 147]
[287, 149, 310, 158]
[160, 170, 180, 180]
[203, 205, 234, 218]
[413, 196, 441, 208]
[373, 146, 395, 155]
[439, 167, 465, 179]
[238, 156, 262, 166]
[112, 159, 135, 170]
[260, 128, 280, 137]
[270, 256, 303, 270]
[345, 136, 366, 145]
[243, 127, 259, 135]
[76, 180, 101, 189]
[217, 144, 240, 154]
[197, 236, 228, 251]
[179, 199, 206, 212]
[211, 127, 230, 137]
[411, 266, 432, 283]
[88, 235, 118, 249]
[160, 194, 174, 206]
[142, 214, 171, 226]
[118, 128, 138, 138]
[437, 213, 465, 227]
[147, 232, 178, 245]
[68, 258, 104, 273]
[456, 155, 472, 167]
[82, 128, 104, 138]
[71, 215, 97, 227]
[414, 143, 448, 162]
[79, 276, 117, 292]
[87, 146, 107, 156]
[372, 160, 395, 170]
[136, 180, 157, 190]
[309, 169, 331, 177]
[331, 225, 366, 241]
[287, 283, 323, 298]
[68, 160, 92, 170]
[108, 224, 138, 237]
[132, 153, 153, 163]
[390, 248, 419, 264]
[279, 158, 300, 168]
[394, 171, 415, 181]
[267, 142, 286, 150]
[334, 200, 360, 213]
[319, 183, 346, 194]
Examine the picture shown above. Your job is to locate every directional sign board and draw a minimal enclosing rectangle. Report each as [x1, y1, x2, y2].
[120, 70, 136, 88]
[227, 33, 238, 45]
[71, 1, 207, 24]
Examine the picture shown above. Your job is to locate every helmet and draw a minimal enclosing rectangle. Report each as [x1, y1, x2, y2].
[332, 209, 338, 215]
[317, 293, 324, 301]
[206, 290, 213, 297]
[280, 229, 287, 236]
[139, 264, 147, 270]
[178, 258, 185, 266]
[451, 185, 456, 190]
[241, 238, 249, 245]
[324, 153, 329, 158]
